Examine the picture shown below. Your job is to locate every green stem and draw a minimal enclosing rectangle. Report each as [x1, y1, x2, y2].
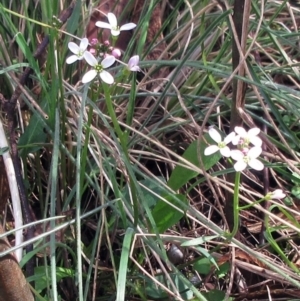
[102, 83, 139, 226]
[102, 83, 125, 146]
[231, 171, 241, 238]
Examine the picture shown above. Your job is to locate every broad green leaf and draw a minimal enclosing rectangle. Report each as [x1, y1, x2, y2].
[194, 246, 218, 269]
[168, 134, 221, 191]
[193, 257, 211, 275]
[28, 266, 75, 293]
[18, 98, 49, 157]
[202, 289, 226, 301]
[217, 262, 230, 278]
[151, 194, 187, 233]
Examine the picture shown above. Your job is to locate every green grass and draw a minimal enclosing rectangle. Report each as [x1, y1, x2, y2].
[1, 0, 300, 300]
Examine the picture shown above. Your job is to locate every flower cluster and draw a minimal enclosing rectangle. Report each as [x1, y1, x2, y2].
[66, 12, 140, 84]
[204, 126, 264, 172]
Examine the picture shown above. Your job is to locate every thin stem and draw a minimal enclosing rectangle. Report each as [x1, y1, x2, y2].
[231, 171, 241, 238]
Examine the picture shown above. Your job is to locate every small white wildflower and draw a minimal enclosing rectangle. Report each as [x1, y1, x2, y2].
[82, 52, 115, 84]
[96, 12, 136, 37]
[66, 38, 89, 64]
[231, 147, 264, 171]
[269, 189, 286, 200]
[127, 55, 141, 72]
[232, 127, 262, 148]
[204, 128, 235, 157]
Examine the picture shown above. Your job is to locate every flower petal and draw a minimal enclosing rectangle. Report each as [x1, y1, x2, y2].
[129, 66, 141, 72]
[248, 127, 260, 137]
[79, 38, 89, 50]
[95, 21, 112, 29]
[68, 42, 79, 54]
[99, 70, 114, 84]
[220, 146, 231, 157]
[224, 131, 235, 144]
[231, 136, 239, 145]
[84, 51, 98, 67]
[204, 145, 219, 156]
[248, 147, 262, 159]
[128, 55, 139, 67]
[208, 128, 222, 143]
[248, 159, 264, 171]
[66, 55, 78, 64]
[82, 70, 97, 84]
[250, 136, 262, 147]
[234, 126, 246, 136]
[271, 189, 286, 199]
[110, 29, 120, 36]
[230, 150, 244, 161]
[101, 55, 116, 68]
[120, 23, 137, 31]
[234, 161, 247, 172]
[107, 13, 118, 27]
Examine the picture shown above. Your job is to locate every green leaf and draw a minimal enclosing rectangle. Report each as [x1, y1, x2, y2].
[28, 266, 75, 293]
[291, 186, 300, 199]
[144, 273, 194, 300]
[0, 147, 9, 155]
[116, 228, 134, 301]
[202, 289, 226, 301]
[150, 194, 187, 233]
[168, 134, 221, 191]
[217, 262, 230, 278]
[181, 235, 219, 246]
[18, 99, 48, 157]
[193, 257, 211, 275]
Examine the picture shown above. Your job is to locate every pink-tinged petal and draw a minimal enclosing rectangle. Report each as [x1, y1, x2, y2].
[101, 55, 115, 68]
[234, 126, 246, 136]
[234, 161, 247, 172]
[220, 146, 231, 157]
[66, 55, 78, 64]
[129, 65, 141, 72]
[95, 21, 112, 29]
[128, 55, 139, 67]
[248, 159, 264, 171]
[272, 189, 286, 199]
[120, 23, 136, 31]
[110, 29, 120, 36]
[68, 42, 79, 54]
[204, 145, 219, 156]
[224, 131, 235, 144]
[99, 70, 114, 84]
[84, 51, 98, 67]
[107, 13, 118, 27]
[250, 136, 262, 147]
[230, 150, 244, 161]
[111, 48, 122, 58]
[248, 147, 262, 159]
[208, 128, 222, 143]
[80, 38, 89, 50]
[82, 70, 97, 83]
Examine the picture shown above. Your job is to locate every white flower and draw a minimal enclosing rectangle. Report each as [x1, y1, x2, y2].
[232, 127, 262, 147]
[82, 52, 115, 84]
[127, 55, 141, 72]
[204, 128, 235, 157]
[269, 189, 286, 200]
[231, 147, 264, 171]
[66, 38, 89, 64]
[96, 12, 136, 37]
